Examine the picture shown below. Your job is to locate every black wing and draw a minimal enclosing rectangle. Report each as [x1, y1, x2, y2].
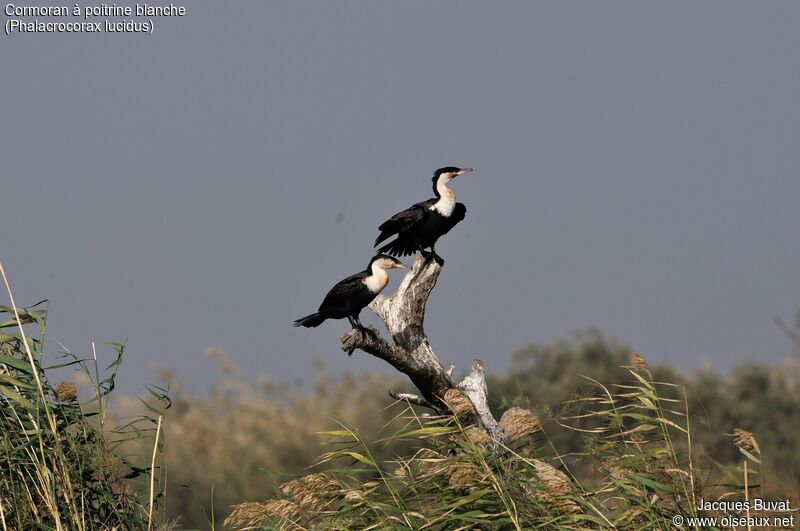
[374, 198, 436, 246]
[318, 271, 367, 312]
[449, 203, 467, 229]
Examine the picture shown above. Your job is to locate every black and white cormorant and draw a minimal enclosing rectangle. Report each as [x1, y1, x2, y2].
[293, 254, 406, 330]
[374, 166, 473, 261]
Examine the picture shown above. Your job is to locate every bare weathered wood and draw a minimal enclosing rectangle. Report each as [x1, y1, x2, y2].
[457, 359, 505, 443]
[340, 254, 503, 442]
[388, 390, 432, 408]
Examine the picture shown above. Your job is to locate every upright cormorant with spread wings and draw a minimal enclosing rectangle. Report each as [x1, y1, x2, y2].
[374, 166, 472, 261]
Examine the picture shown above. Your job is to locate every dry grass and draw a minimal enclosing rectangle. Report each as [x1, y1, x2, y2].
[5, 258, 799, 530]
[105, 327, 800, 528]
[222, 356, 791, 530]
[118, 348, 419, 528]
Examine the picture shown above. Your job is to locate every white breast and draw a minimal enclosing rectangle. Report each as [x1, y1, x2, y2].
[363, 270, 389, 293]
[430, 193, 456, 217]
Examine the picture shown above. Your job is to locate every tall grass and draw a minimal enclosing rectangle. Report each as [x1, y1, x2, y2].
[224, 353, 772, 530]
[139, 350, 420, 528]
[5, 250, 793, 529]
[491, 329, 800, 500]
[125, 328, 797, 527]
[225, 405, 579, 529]
[0, 263, 169, 530]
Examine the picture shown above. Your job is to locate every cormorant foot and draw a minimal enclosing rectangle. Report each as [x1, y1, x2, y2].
[419, 247, 444, 265]
[354, 326, 377, 340]
[420, 249, 443, 264]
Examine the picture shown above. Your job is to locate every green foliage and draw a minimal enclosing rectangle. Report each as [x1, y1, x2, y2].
[222, 362, 721, 529]
[489, 330, 633, 454]
[0, 301, 169, 530]
[490, 329, 800, 498]
[147, 326, 800, 527]
[148, 352, 420, 529]
[6, 280, 795, 530]
[226, 408, 584, 530]
[224, 353, 777, 530]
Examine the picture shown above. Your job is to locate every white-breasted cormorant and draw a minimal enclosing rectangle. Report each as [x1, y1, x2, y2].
[374, 166, 472, 261]
[293, 254, 406, 330]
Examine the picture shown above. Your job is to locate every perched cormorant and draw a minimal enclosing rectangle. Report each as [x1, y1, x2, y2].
[374, 166, 472, 261]
[293, 254, 406, 330]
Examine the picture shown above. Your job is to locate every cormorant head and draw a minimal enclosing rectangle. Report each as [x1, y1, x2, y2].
[432, 166, 473, 196]
[369, 254, 407, 270]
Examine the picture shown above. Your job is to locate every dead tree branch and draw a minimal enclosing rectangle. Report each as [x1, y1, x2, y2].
[388, 390, 432, 408]
[340, 255, 504, 442]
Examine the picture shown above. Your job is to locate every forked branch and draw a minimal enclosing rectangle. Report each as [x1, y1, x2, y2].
[340, 255, 504, 442]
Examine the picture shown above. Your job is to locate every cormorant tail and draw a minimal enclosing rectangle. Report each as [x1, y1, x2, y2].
[293, 312, 327, 328]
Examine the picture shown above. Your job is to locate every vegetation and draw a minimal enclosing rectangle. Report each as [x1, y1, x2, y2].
[145, 325, 798, 529]
[2, 266, 798, 528]
[490, 328, 800, 497]
[222, 353, 776, 529]
[0, 288, 168, 529]
[150, 351, 417, 526]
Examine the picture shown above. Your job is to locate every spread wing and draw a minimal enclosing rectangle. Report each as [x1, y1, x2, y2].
[374, 198, 436, 246]
[318, 272, 366, 311]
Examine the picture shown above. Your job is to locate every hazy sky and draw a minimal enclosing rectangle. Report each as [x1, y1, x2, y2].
[3, 2, 799, 395]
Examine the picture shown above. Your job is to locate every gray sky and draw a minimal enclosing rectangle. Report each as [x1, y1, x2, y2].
[3, 1, 799, 395]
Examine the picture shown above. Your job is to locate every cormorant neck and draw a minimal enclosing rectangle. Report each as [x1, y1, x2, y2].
[432, 178, 456, 216]
[435, 176, 452, 199]
[365, 262, 389, 293]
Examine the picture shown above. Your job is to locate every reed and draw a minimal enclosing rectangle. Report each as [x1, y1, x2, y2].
[0, 261, 168, 530]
